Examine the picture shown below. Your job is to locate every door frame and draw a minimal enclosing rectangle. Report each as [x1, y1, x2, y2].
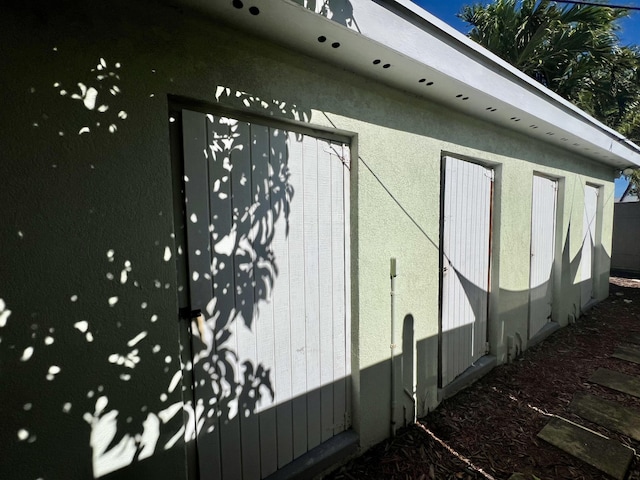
[437, 154, 495, 388]
[167, 97, 357, 480]
[527, 172, 559, 340]
[581, 182, 602, 309]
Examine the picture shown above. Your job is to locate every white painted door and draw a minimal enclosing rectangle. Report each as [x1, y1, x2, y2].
[528, 175, 557, 338]
[581, 184, 598, 308]
[441, 157, 492, 387]
[181, 110, 351, 480]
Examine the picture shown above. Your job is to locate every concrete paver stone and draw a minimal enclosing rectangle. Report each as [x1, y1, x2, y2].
[537, 417, 633, 480]
[569, 392, 640, 441]
[612, 346, 640, 365]
[589, 368, 640, 398]
[626, 333, 640, 345]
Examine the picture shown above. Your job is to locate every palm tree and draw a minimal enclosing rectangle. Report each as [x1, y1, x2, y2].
[460, 0, 640, 184]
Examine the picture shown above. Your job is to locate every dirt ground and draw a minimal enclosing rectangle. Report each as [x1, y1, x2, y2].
[326, 276, 640, 480]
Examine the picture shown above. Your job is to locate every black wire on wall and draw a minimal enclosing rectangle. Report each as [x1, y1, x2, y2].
[553, 0, 640, 11]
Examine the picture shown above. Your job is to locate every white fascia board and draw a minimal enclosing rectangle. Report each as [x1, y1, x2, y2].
[353, 0, 640, 167]
[171, 0, 640, 169]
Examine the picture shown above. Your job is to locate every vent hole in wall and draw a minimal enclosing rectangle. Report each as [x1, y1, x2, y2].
[419, 78, 426, 83]
[383, 63, 391, 68]
[332, 42, 340, 48]
[232, 0, 243, 8]
[426, 81, 434, 86]
[249, 6, 259, 15]
[373, 59, 381, 65]
[318, 36, 327, 43]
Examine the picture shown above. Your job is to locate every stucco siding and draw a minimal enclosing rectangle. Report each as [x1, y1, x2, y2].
[0, 2, 616, 478]
[612, 202, 640, 273]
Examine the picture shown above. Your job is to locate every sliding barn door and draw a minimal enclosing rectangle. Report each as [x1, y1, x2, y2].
[440, 157, 492, 387]
[581, 184, 599, 308]
[181, 109, 351, 480]
[528, 175, 557, 338]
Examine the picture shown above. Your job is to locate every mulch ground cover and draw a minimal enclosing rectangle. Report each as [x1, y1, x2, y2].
[326, 276, 640, 479]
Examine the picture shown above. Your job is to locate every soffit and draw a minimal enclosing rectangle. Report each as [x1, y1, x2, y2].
[171, 0, 640, 170]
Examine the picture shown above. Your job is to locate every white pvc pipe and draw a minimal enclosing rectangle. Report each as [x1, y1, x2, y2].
[390, 257, 397, 437]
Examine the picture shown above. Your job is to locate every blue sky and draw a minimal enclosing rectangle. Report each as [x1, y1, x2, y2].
[411, 0, 640, 199]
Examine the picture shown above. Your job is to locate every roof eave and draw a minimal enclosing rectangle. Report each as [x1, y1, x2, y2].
[170, 0, 640, 170]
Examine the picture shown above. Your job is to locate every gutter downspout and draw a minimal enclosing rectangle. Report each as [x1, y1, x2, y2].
[390, 258, 397, 437]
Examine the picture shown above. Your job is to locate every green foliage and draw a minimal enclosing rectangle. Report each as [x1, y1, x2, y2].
[460, 0, 640, 189]
[626, 168, 640, 196]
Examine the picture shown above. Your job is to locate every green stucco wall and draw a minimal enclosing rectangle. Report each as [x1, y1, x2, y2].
[0, 2, 614, 479]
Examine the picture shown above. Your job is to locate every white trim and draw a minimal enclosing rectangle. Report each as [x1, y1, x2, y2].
[177, 0, 640, 168]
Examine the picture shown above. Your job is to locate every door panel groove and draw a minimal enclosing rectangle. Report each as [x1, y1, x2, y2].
[440, 157, 492, 387]
[181, 110, 350, 479]
[529, 175, 557, 339]
[581, 185, 599, 308]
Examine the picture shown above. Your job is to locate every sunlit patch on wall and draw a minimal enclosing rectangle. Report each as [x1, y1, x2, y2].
[127, 331, 148, 347]
[46, 365, 61, 381]
[108, 350, 140, 369]
[0, 299, 11, 327]
[73, 320, 94, 342]
[214, 85, 312, 123]
[20, 347, 34, 362]
[4, 241, 180, 476]
[120, 260, 132, 285]
[84, 386, 186, 476]
[51, 57, 127, 137]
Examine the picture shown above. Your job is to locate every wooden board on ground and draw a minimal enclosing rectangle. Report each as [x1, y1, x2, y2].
[613, 345, 640, 365]
[616, 342, 640, 355]
[537, 417, 633, 480]
[589, 368, 640, 398]
[569, 393, 640, 441]
[626, 333, 640, 345]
